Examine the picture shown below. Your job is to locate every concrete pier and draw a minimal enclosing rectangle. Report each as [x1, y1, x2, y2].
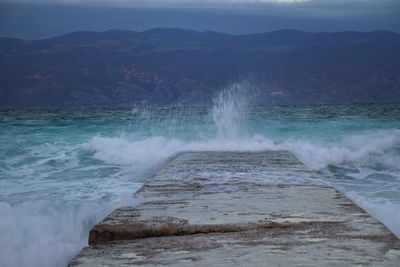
[69, 151, 400, 266]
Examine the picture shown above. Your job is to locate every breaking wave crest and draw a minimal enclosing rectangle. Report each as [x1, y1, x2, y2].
[86, 129, 400, 174]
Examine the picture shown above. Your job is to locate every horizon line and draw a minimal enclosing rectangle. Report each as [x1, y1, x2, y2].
[1, 27, 399, 41]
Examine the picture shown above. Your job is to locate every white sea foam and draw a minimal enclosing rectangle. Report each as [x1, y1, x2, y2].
[0, 193, 141, 267]
[0, 201, 106, 267]
[86, 129, 400, 175]
[4, 127, 399, 267]
[279, 130, 400, 171]
[345, 191, 400, 238]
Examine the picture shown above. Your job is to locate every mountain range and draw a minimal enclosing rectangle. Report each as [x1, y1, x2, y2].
[1, 28, 399, 108]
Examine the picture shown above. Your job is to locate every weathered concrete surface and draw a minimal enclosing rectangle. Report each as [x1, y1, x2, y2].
[69, 151, 400, 266]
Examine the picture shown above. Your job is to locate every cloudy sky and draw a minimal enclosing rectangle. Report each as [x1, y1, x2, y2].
[0, 0, 399, 39]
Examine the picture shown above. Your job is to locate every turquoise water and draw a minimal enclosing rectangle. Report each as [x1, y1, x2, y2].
[0, 88, 400, 266]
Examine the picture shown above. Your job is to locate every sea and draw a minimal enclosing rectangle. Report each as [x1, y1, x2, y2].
[1, 84, 400, 267]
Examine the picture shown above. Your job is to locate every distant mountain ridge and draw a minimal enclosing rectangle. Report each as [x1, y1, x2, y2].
[1, 28, 399, 108]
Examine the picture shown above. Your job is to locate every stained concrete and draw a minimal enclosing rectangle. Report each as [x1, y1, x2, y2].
[69, 151, 400, 266]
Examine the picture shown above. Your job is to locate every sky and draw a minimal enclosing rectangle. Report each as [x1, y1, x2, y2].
[0, 0, 399, 39]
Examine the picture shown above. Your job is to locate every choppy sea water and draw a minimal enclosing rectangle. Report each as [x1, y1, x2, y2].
[1, 86, 400, 267]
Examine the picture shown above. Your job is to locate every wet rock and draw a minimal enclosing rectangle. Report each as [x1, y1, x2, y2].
[69, 151, 400, 266]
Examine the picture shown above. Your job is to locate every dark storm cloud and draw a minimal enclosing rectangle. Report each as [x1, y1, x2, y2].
[1, 0, 398, 7]
[0, 0, 399, 39]
[2, 0, 400, 13]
